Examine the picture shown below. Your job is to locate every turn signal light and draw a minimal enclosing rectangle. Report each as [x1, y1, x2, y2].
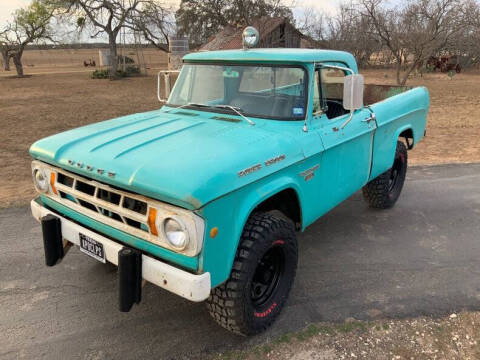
[148, 207, 158, 236]
[210, 227, 218, 238]
[50, 172, 58, 195]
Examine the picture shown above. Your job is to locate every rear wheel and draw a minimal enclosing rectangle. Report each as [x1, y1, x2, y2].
[362, 141, 408, 209]
[206, 212, 297, 335]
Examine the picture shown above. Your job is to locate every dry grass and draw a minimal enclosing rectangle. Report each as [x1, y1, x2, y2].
[0, 71, 160, 207]
[0, 67, 479, 208]
[362, 69, 480, 166]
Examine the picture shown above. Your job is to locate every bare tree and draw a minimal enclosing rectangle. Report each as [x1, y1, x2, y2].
[1, 0, 56, 77]
[463, 0, 480, 27]
[361, 0, 464, 85]
[127, 1, 174, 51]
[297, 4, 380, 67]
[328, 4, 380, 67]
[296, 7, 327, 42]
[451, 0, 480, 67]
[56, 0, 147, 78]
[0, 32, 13, 71]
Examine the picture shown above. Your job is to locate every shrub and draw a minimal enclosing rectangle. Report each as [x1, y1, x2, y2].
[91, 65, 141, 79]
[91, 69, 110, 79]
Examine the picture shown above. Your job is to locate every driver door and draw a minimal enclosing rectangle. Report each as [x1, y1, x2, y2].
[313, 65, 376, 210]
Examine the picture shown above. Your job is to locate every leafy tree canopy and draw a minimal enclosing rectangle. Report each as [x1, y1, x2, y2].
[175, 0, 293, 45]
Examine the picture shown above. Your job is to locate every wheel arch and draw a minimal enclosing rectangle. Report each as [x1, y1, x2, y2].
[370, 124, 414, 180]
[238, 178, 303, 232]
[200, 176, 304, 288]
[253, 188, 302, 231]
[399, 127, 414, 150]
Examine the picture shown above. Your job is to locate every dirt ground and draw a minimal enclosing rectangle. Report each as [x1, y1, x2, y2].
[362, 69, 480, 166]
[0, 68, 479, 208]
[0, 71, 160, 207]
[213, 312, 480, 360]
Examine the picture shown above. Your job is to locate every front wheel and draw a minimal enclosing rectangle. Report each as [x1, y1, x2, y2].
[206, 212, 298, 335]
[362, 141, 408, 209]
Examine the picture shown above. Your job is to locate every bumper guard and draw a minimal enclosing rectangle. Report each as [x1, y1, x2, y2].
[31, 199, 211, 308]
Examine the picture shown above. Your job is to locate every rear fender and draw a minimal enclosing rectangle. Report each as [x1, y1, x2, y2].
[370, 124, 414, 180]
[369, 87, 429, 180]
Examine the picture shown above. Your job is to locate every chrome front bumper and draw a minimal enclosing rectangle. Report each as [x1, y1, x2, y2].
[31, 199, 211, 303]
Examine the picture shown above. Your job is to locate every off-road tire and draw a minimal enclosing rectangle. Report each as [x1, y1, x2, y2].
[362, 141, 408, 209]
[206, 212, 298, 336]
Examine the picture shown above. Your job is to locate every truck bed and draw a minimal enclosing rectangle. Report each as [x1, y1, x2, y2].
[324, 83, 413, 105]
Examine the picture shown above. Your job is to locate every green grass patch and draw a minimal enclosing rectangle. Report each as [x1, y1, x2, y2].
[274, 333, 293, 344]
[213, 320, 375, 359]
[262, 344, 272, 354]
[336, 321, 369, 333]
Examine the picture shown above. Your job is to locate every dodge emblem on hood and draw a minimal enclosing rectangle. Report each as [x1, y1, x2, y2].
[67, 160, 115, 178]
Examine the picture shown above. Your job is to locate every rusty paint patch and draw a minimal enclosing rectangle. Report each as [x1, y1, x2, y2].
[183, 195, 203, 209]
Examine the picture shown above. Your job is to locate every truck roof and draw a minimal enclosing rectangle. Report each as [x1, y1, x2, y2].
[183, 48, 358, 72]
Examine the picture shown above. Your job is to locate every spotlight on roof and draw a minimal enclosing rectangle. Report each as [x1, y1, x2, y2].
[242, 27, 259, 50]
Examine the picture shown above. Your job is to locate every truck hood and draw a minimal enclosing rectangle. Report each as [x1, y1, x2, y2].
[30, 109, 305, 209]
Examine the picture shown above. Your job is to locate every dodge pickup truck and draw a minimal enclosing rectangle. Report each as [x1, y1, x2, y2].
[29, 28, 429, 335]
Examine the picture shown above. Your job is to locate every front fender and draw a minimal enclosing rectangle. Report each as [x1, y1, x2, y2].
[197, 173, 304, 288]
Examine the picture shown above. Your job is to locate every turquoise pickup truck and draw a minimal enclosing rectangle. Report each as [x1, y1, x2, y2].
[29, 29, 429, 335]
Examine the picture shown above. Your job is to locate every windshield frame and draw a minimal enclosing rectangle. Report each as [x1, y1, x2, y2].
[165, 62, 309, 121]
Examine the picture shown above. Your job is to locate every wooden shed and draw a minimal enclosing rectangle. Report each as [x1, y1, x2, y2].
[201, 17, 314, 51]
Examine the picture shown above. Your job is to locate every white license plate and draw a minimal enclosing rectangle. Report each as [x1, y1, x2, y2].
[79, 233, 106, 263]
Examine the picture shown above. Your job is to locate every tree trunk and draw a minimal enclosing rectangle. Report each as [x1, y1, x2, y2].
[1, 50, 10, 71]
[396, 58, 422, 86]
[399, 63, 418, 86]
[108, 33, 118, 79]
[12, 53, 23, 77]
[395, 62, 402, 85]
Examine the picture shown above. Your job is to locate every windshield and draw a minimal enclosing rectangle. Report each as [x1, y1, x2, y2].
[167, 64, 307, 120]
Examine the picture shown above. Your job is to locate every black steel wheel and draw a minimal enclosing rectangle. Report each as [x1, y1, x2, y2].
[251, 247, 285, 307]
[206, 212, 298, 336]
[362, 141, 408, 209]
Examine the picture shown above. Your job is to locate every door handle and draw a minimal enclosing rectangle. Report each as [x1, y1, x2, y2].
[362, 112, 376, 123]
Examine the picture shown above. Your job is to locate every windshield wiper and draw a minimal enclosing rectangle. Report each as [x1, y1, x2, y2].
[164, 102, 210, 113]
[213, 105, 255, 126]
[165, 103, 256, 126]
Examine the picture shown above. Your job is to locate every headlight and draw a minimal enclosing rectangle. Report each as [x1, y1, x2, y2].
[33, 168, 49, 193]
[163, 217, 189, 250]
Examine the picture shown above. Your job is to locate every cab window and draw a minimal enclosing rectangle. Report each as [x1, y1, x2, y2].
[321, 67, 349, 119]
[312, 69, 322, 115]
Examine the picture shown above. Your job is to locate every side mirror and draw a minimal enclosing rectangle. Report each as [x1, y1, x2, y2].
[157, 70, 180, 102]
[343, 74, 364, 110]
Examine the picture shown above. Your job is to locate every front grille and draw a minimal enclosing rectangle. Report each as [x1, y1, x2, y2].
[53, 170, 151, 234]
[34, 159, 205, 257]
